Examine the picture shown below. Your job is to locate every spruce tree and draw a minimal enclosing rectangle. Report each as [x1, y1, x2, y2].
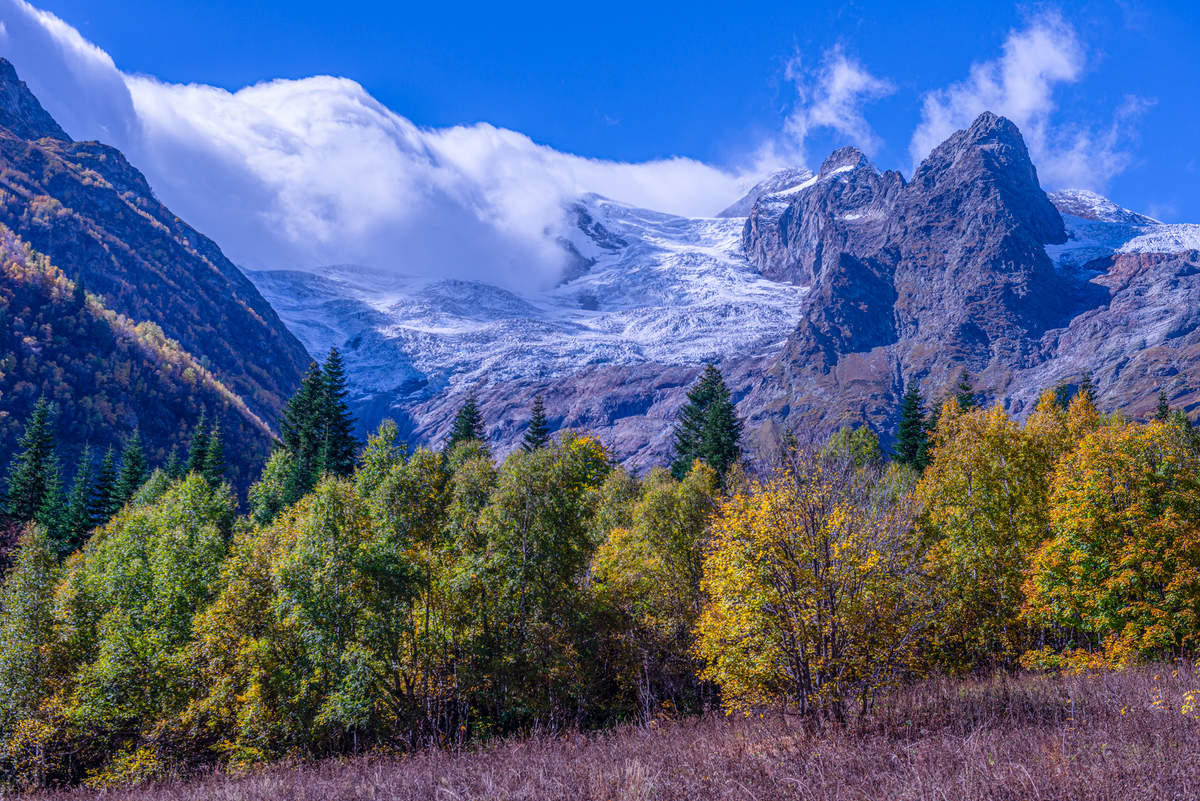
[321, 348, 358, 476]
[62, 447, 94, 554]
[894, 382, 928, 470]
[202, 423, 226, 485]
[186, 412, 209, 475]
[3, 397, 57, 523]
[164, 446, 184, 480]
[522, 394, 551, 452]
[1156, 391, 1171, 421]
[1078, 372, 1096, 405]
[113, 429, 148, 510]
[445, 394, 486, 453]
[281, 363, 328, 489]
[33, 456, 65, 547]
[670, 364, 743, 480]
[90, 447, 118, 525]
[954, 369, 977, 411]
[1053, 381, 1073, 409]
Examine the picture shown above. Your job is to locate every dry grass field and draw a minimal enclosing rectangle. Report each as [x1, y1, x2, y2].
[20, 665, 1200, 801]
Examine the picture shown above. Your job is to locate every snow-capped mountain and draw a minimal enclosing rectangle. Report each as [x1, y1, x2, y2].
[249, 113, 1200, 465]
[249, 194, 809, 458]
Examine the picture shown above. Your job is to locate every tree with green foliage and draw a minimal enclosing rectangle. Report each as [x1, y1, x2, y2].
[202, 423, 226, 485]
[895, 382, 929, 470]
[62, 447, 94, 554]
[670, 364, 743, 480]
[1077, 372, 1096, 405]
[472, 433, 611, 725]
[281, 362, 329, 492]
[1156, 391, 1171, 421]
[164, 447, 183, 480]
[90, 447, 118, 526]
[186, 412, 209, 475]
[112, 429, 148, 510]
[321, 347, 358, 476]
[247, 449, 302, 527]
[445, 394, 486, 453]
[825, 426, 884, 468]
[4, 397, 57, 524]
[33, 457, 65, 548]
[953, 369, 977, 411]
[592, 463, 720, 718]
[53, 475, 235, 783]
[522, 394, 551, 452]
[0, 525, 60, 737]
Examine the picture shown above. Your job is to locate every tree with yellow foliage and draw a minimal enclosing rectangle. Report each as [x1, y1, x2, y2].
[1023, 417, 1200, 669]
[695, 445, 931, 720]
[591, 463, 720, 719]
[915, 392, 1096, 671]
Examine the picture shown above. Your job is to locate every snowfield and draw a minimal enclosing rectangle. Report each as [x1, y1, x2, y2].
[1045, 189, 1200, 270]
[249, 195, 809, 403]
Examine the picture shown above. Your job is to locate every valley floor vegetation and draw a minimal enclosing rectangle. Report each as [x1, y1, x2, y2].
[1, 364, 1199, 791]
[15, 665, 1200, 801]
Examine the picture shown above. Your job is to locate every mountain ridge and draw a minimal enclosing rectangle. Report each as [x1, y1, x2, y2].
[251, 112, 1200, 465]
[0, 58, 309, 487]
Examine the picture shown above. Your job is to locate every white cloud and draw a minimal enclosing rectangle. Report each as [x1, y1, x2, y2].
[909, 12, 1145, 190]
[0, 0, 751, 291]
[782, 46, 895, 161]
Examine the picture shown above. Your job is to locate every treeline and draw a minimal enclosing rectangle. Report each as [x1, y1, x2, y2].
[0, 397, 226, 563]
[1, 361, 1198, 790]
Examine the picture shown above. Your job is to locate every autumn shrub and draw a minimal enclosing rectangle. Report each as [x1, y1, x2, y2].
[695, 444, 933, 719]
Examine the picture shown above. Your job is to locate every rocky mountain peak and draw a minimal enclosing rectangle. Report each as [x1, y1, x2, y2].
[0, 58, 70, 142]
[717, 167, 814, 218]
[910, 111, 1065, 246]
[817, 146, 872, 178]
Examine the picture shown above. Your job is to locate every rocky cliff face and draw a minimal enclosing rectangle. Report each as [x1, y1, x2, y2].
[0, 58, 309, 428]
[251, 111, 1200, 467]
[735, 112, 1200, 443]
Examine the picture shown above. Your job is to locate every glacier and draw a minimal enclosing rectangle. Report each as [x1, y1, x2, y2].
[248, 194, 810, 432]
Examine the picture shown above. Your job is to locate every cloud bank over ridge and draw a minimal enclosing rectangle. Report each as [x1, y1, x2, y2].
[0, 1, 1148, 289]
[0, 0, 755, 290]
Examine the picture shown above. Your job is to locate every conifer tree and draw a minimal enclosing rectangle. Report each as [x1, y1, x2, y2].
[446, 394, 486, 453]
[186, 412, 209, 475]
[282, 363, 328, 489]
[522, 394, 551, 452]
[62, 447, 94, 554]
[202, 423, 226, 485]
[3, 397, 57, 524]
[90, 447, 118, 525]
[1156, 391, 1171, 421]
[113, 429, 148, 510]
[1078, 372, 1096, 405]
[1053, 381, 1073, 409]
[34, 456, 65, 546]
[670, 364, 743, 480]
[164, 446, 184, 480]
[954, 369, 977, 411]
[321, 347, 358, 476]
[894, 382, 929, 470]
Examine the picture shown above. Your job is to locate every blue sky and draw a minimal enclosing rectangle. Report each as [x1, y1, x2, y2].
[28, 0, 1200, 217]
[2, 0, 1198, 286]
